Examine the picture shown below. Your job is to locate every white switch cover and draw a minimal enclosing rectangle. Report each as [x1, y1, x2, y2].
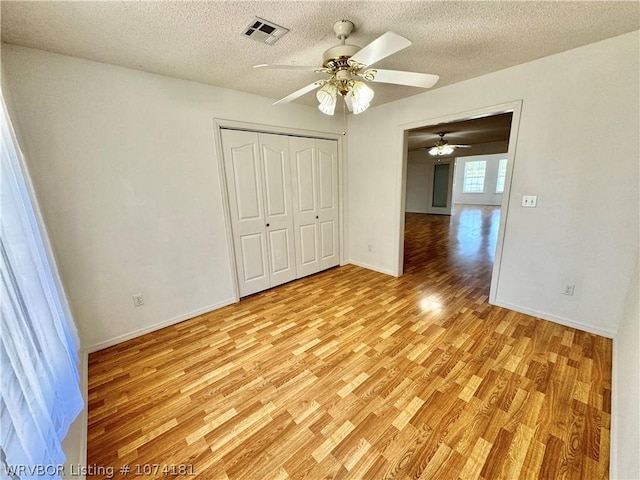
[562, 283, 575, 296]
[522, 195, 537, 207]
[132, 293, 144, 307]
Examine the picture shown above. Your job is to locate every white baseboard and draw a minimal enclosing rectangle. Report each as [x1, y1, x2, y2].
[87, 298, 237, 353]
[492, 300, 616, 338]
[63, 348, 88, 480]
[348, 260, 397, 277]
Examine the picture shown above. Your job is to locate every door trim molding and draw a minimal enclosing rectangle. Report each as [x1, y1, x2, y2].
[212, 119, 345, 302]
[215, 119, 343, 140]
[395, 101, 523, 307]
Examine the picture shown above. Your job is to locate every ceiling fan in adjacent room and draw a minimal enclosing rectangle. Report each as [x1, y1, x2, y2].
[426, 132, 471, 156]
[254, 20, 440, 115]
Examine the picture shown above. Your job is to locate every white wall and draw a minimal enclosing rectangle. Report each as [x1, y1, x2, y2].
[1, 44, 343, 351]
[405, 150, 430, 213]
[452, 153, 506, 205]
[611, 259, 640, 480]
[347, 31, 639, 337]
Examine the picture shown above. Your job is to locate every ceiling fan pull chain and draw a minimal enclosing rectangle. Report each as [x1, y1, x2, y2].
[342, 97, 347, 134]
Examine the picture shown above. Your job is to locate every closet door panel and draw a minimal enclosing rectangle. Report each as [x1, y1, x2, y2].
[299, 223, 318, 266]
[221, 129, 270, 296]
[318, 150, 335, 210]
[317, 139, 340, 270]
[320, 220, 336, 260]
[240, 233, 268, 281]
[232, 152, 261, 219]
[295, 151, 317, 213]
[290, 137, 320, 277]
[262, 147, 287, 217]
[259, 133, 296, 287]
[268, 228, 293, 273]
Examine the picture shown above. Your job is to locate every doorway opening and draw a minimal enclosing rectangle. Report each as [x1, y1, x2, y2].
[397, 102, 522, 304]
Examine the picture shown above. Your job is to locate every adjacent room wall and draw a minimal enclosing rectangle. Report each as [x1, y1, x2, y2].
[452, 153, 506, 205]
[347, 31, 639, 337]
[1, 44, 343, 351]
[404, 150, 430, 213]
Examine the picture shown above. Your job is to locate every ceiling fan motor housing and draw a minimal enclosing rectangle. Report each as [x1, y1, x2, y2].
[323, 20, 360, 69]
[322, 44, 360, 68]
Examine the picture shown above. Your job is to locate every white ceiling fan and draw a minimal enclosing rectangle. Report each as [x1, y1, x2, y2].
[424, 132, 471, 156]
[254, 20, 440, 115]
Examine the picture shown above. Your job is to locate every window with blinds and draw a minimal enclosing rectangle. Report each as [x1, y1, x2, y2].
[462, 160, 486, 193]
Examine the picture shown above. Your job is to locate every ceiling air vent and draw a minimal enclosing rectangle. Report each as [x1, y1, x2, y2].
[242, 17, 289, 45]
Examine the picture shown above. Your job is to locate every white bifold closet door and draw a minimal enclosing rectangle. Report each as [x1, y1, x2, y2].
[289, 137, 340, 277]
[222, 129, 297, 297]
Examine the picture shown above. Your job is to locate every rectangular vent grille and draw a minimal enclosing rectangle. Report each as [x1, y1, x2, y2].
[242, 17, 289, 45]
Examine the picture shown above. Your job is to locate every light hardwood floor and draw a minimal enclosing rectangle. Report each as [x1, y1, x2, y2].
[88, 205, 611, 479]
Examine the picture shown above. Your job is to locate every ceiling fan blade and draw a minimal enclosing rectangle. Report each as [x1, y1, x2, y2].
[365, 69, 439, 88]
[254, 64, 320, 71]
[426, 143, 472, 149]
[273, 82, 321, 105]
[349, 31, 412, 68]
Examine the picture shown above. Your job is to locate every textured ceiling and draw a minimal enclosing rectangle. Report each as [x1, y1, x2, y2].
[408, 112, 513, 155]
[1, 1, 639, 109]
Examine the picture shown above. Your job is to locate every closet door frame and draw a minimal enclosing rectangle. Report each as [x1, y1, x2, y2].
[213, 119, 344, 302]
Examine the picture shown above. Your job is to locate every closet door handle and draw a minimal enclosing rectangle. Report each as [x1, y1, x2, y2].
[315, 216, 319, 219]
[266, 223, 270, 227]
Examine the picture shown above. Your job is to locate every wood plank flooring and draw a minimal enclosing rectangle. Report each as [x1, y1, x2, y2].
[87, 205, 611, 479]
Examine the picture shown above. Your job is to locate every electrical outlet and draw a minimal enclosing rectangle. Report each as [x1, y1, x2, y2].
[522, 195, 538, 207]
[562, 283, 575, 296]
[132, 293, 144, 307]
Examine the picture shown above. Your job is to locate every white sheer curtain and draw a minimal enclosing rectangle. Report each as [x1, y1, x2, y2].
[1, 94, 83, 477]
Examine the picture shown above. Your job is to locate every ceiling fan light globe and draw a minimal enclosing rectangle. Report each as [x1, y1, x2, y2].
[317, 83, 338, 115]
[351, 80, 374, 103]
[318, 99, 337, 115]
[351, 101, 370, 115]
[428, 145, 455, 156]
[349, 81, 374, 114]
